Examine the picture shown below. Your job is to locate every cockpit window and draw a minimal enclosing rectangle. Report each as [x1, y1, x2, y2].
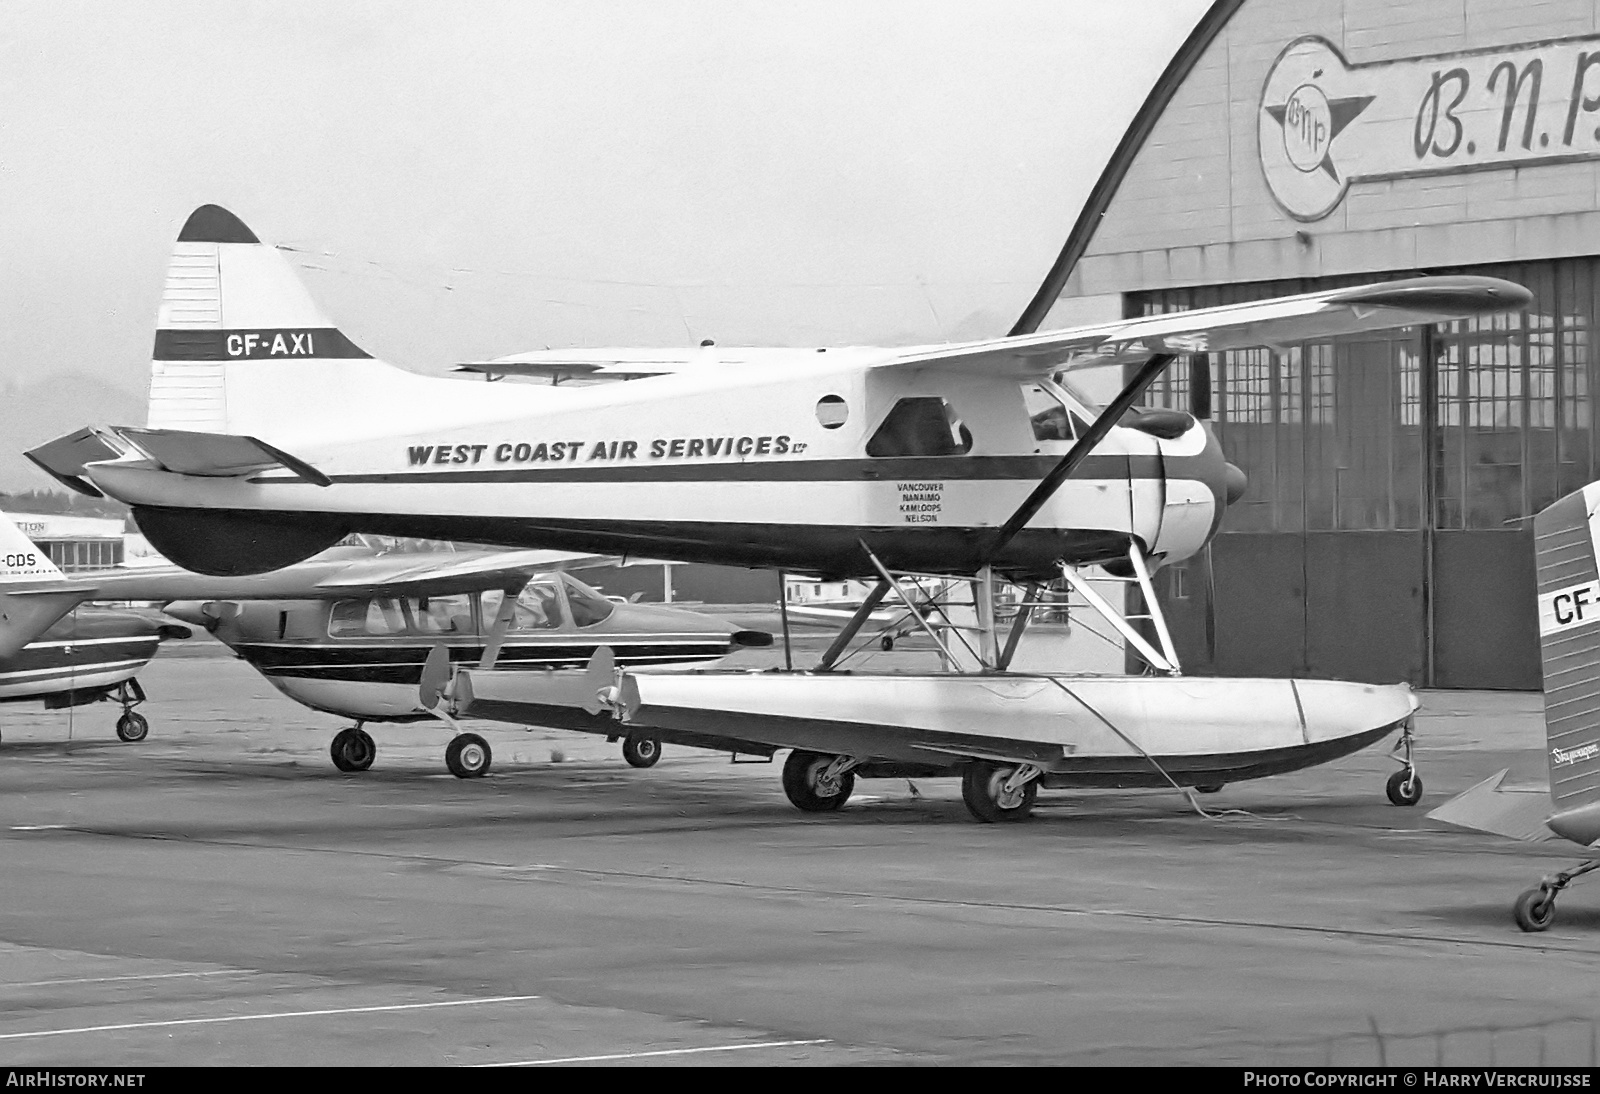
[481, 583, 564, 631]
[1021, 383, 1075, 442]
[865, 397, 973, 457]
[562, 576, 615, 627]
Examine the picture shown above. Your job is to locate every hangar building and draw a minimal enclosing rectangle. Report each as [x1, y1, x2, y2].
[1022, 0, 1600, 689]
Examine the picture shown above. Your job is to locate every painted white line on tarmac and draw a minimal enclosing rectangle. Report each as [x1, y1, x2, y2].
[6, 970, 245, 988]
[479, 1039, 831, 1066]
[0, 994, 542, 1040]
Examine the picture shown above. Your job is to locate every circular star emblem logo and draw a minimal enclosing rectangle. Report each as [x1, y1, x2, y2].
[1259, 38, 1374, 220]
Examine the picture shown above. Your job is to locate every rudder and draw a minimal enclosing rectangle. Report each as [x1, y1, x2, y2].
[1534, 483, 1600, 844]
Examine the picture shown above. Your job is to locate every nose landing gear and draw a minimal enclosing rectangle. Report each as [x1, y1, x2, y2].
[330, 724, 376, 772]
[111, 680, 150, 742]
[445, 732, 492, 778]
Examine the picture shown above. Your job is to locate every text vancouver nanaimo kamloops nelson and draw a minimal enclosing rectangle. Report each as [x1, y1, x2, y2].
[406, 436, 804, 466]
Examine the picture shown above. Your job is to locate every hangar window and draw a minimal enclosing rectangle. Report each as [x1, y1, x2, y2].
[866, 397, 973, 457]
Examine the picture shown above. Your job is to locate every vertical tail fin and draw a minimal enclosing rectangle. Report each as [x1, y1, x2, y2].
[1534, 484, 1600, 845]
[0, 512, 65, 584]
[0, 512, 83, 660]
[147, 204, 375, 437]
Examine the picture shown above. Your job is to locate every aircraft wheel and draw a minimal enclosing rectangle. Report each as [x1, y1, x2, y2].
[781, 750, 854, 812]
[446, 733, 492, 779]
[621, 734, 661, 768]
[1513, 887, 1556, 932]
[880, 635, 895, 651]
[1385, 768, 1423, 807]
[1193, 784, 1224, 794]
[962, 760, 1036, 823]
[330, 727, 376, 772]
[115, 712, 149, 743]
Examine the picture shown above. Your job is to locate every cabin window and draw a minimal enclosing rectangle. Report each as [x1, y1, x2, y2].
[412, 594, 475, 635]
[865, 397, 972, 457]
[563, 577, 615, 627]
[328, 597, 409, 637]
[1020, 383, 1075, 442]
[481, 583, 564, 631]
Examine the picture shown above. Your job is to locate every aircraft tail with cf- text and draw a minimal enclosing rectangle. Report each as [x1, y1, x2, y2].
[1429, 481, 1600, 928]
[0, 514, 81, 661]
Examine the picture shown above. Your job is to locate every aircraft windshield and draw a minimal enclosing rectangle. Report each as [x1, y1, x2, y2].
[1020, 383, 1074, 442]
[562, 576, 615, 627]
[480, 582, 564, 631]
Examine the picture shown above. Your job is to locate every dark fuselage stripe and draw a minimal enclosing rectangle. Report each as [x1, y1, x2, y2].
[253, 453, 1208, 486]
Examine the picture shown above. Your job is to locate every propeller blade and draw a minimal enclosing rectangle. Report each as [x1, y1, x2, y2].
[419, 643, 450, 710]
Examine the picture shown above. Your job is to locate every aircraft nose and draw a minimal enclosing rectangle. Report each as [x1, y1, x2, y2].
[1224, 462, 1248, 506]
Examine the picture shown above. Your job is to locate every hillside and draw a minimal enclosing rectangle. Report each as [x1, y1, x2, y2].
[0, 374, 144, 491]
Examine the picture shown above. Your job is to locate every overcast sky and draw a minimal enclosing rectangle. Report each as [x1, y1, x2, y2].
[0, 0, 1207, 394]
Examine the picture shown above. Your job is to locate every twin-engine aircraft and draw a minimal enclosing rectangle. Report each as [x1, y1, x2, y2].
[31, 204, 1534, 821]
[1431, 482, 1600, 930]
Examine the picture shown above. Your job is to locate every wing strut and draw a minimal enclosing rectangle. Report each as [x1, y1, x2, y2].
[987, 353, 1175, 560]
[814, 580, 891, 671]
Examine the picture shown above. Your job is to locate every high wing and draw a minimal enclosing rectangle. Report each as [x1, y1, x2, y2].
[455, 354, 695, 383]
[453, 345, 834, 382]
[878, 276, 1533, 378]
[306, 549, 611, 596]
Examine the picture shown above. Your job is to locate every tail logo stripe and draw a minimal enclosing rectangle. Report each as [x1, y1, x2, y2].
[153, 328, 369, 361]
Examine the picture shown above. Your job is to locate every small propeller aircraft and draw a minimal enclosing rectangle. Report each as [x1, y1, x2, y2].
[1430, 481, 1600, 931]
[0, 512, 763, 774]
[0, 520, 188, 740]
[160, 567, 767, 776]
[29, 205, 1533, 821]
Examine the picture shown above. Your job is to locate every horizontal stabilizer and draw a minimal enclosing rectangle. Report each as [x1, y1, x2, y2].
[1427, 769, 1557, 842]
[0, 590, 88, 660]
[114, 427, 331, 486]
[23, 427, 130, 498]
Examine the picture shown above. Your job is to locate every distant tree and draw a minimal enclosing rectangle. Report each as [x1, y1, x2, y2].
[0, 488, 132, 524]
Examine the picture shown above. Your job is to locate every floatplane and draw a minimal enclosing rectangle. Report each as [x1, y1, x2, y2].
[0, 513, 763, 773]
[29, 205, 1534, 821]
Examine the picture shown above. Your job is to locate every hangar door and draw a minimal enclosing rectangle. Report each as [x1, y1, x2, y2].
[1133, 263, 1577, 691]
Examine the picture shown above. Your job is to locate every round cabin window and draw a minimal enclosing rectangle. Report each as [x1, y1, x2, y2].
[816, 395, 848, 429]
